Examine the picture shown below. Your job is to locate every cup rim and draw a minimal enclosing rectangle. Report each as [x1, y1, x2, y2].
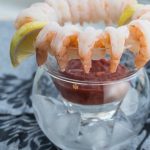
[42, 48, 140, 86]
[43, 64, 141, 85]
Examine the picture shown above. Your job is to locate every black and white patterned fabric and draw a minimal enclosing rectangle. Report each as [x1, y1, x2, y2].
[1, 20, 150, 150]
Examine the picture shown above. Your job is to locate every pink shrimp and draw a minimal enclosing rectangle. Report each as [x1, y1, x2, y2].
[45, 0, 71, 24]
[128, 20, 150, 68]
[100, 26, 129, 73]
[50, 24, 80, 71]
[88, 0, 100, 22]
[94, 0, 109, 24]
[132, 5, 150, 20]
[139, 12, 150, 21]
[67, 0, 81, 23]
[15, 3, 58, 29]
[78, 0, 91, 23]
[78, 27, 102, 73]
[35, 22, 61, 65]
[105, 0, 138, 24]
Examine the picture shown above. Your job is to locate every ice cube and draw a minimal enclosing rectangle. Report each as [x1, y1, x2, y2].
[78, 120, 112, 149]
[32, 94, 81, 141]
[32, 94, 61, 134]
[54, 112, 81, 140]
[110, 121, 134, 146]
[127, 96, 149, 131]
[120, 88, 139, 116]
[111, 110, 135, 146]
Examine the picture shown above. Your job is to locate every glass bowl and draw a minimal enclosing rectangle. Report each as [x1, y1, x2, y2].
[31, 50, 150, 150]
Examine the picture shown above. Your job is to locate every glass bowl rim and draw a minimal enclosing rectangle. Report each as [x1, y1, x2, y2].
[42, 64, 142, 86]
[41, 48, 142, 86]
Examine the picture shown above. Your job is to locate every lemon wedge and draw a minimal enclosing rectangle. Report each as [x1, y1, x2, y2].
[10, 21, 48, 67]
[118, 4, 143, 26]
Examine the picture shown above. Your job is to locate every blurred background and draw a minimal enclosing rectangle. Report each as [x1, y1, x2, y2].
[0, 0, 42, 21]
[0, 0, 149, 21]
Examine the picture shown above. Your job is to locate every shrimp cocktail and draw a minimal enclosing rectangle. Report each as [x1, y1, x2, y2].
[10, 0, 150, 149]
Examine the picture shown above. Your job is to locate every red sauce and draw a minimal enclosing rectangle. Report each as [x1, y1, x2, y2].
[53, 59, 130, 105]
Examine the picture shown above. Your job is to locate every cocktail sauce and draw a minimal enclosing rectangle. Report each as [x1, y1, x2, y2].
[54, 59, 129, 105]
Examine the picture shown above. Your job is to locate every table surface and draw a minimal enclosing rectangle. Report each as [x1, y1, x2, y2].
[1, 21, 150, 150]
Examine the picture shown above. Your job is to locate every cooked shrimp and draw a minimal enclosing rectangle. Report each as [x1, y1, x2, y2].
[45, 0, 71, 24]
[67, 0, 81, 23]
[31, 2, 58, 22]
[88, 0, 100, 22]
[78, 27, 102, 73]
[100, 26, 129, 72]
[15, 0, 139, 29]
[105, 0, 138, 24]
[35, 22, 61, 65]
[15, 3, 58, 29]
[50, 24, 80, 71]
[132, 5, 150, 20]
[94, 0, 108, 24]
[139, 12, 150, 21]
[128, 20, 150, 68]
[77, 0, 91, 23]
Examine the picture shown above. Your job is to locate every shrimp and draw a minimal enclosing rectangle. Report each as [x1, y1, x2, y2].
[15, 0, 139, 29]
[105, 0, 138, 24]
[67, 0, 91, 23]
[139, 12, 150, 21]
[128, 20, 150, 68]
[45, 0, 71, 24]
[77, 0, 91, 23]
[95, 0, 135, 25]
[78, 27, 102, 73]
[50, 24, 80, 71]
[88, 0, 100, 22]
[132, 5, 150, 20]
[100, 26, 129, 73]
[35, 22, 61, 65]
[67, 0, 81, 23]
[94, 0, 109, 24]
[15, 3, 58, 29]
